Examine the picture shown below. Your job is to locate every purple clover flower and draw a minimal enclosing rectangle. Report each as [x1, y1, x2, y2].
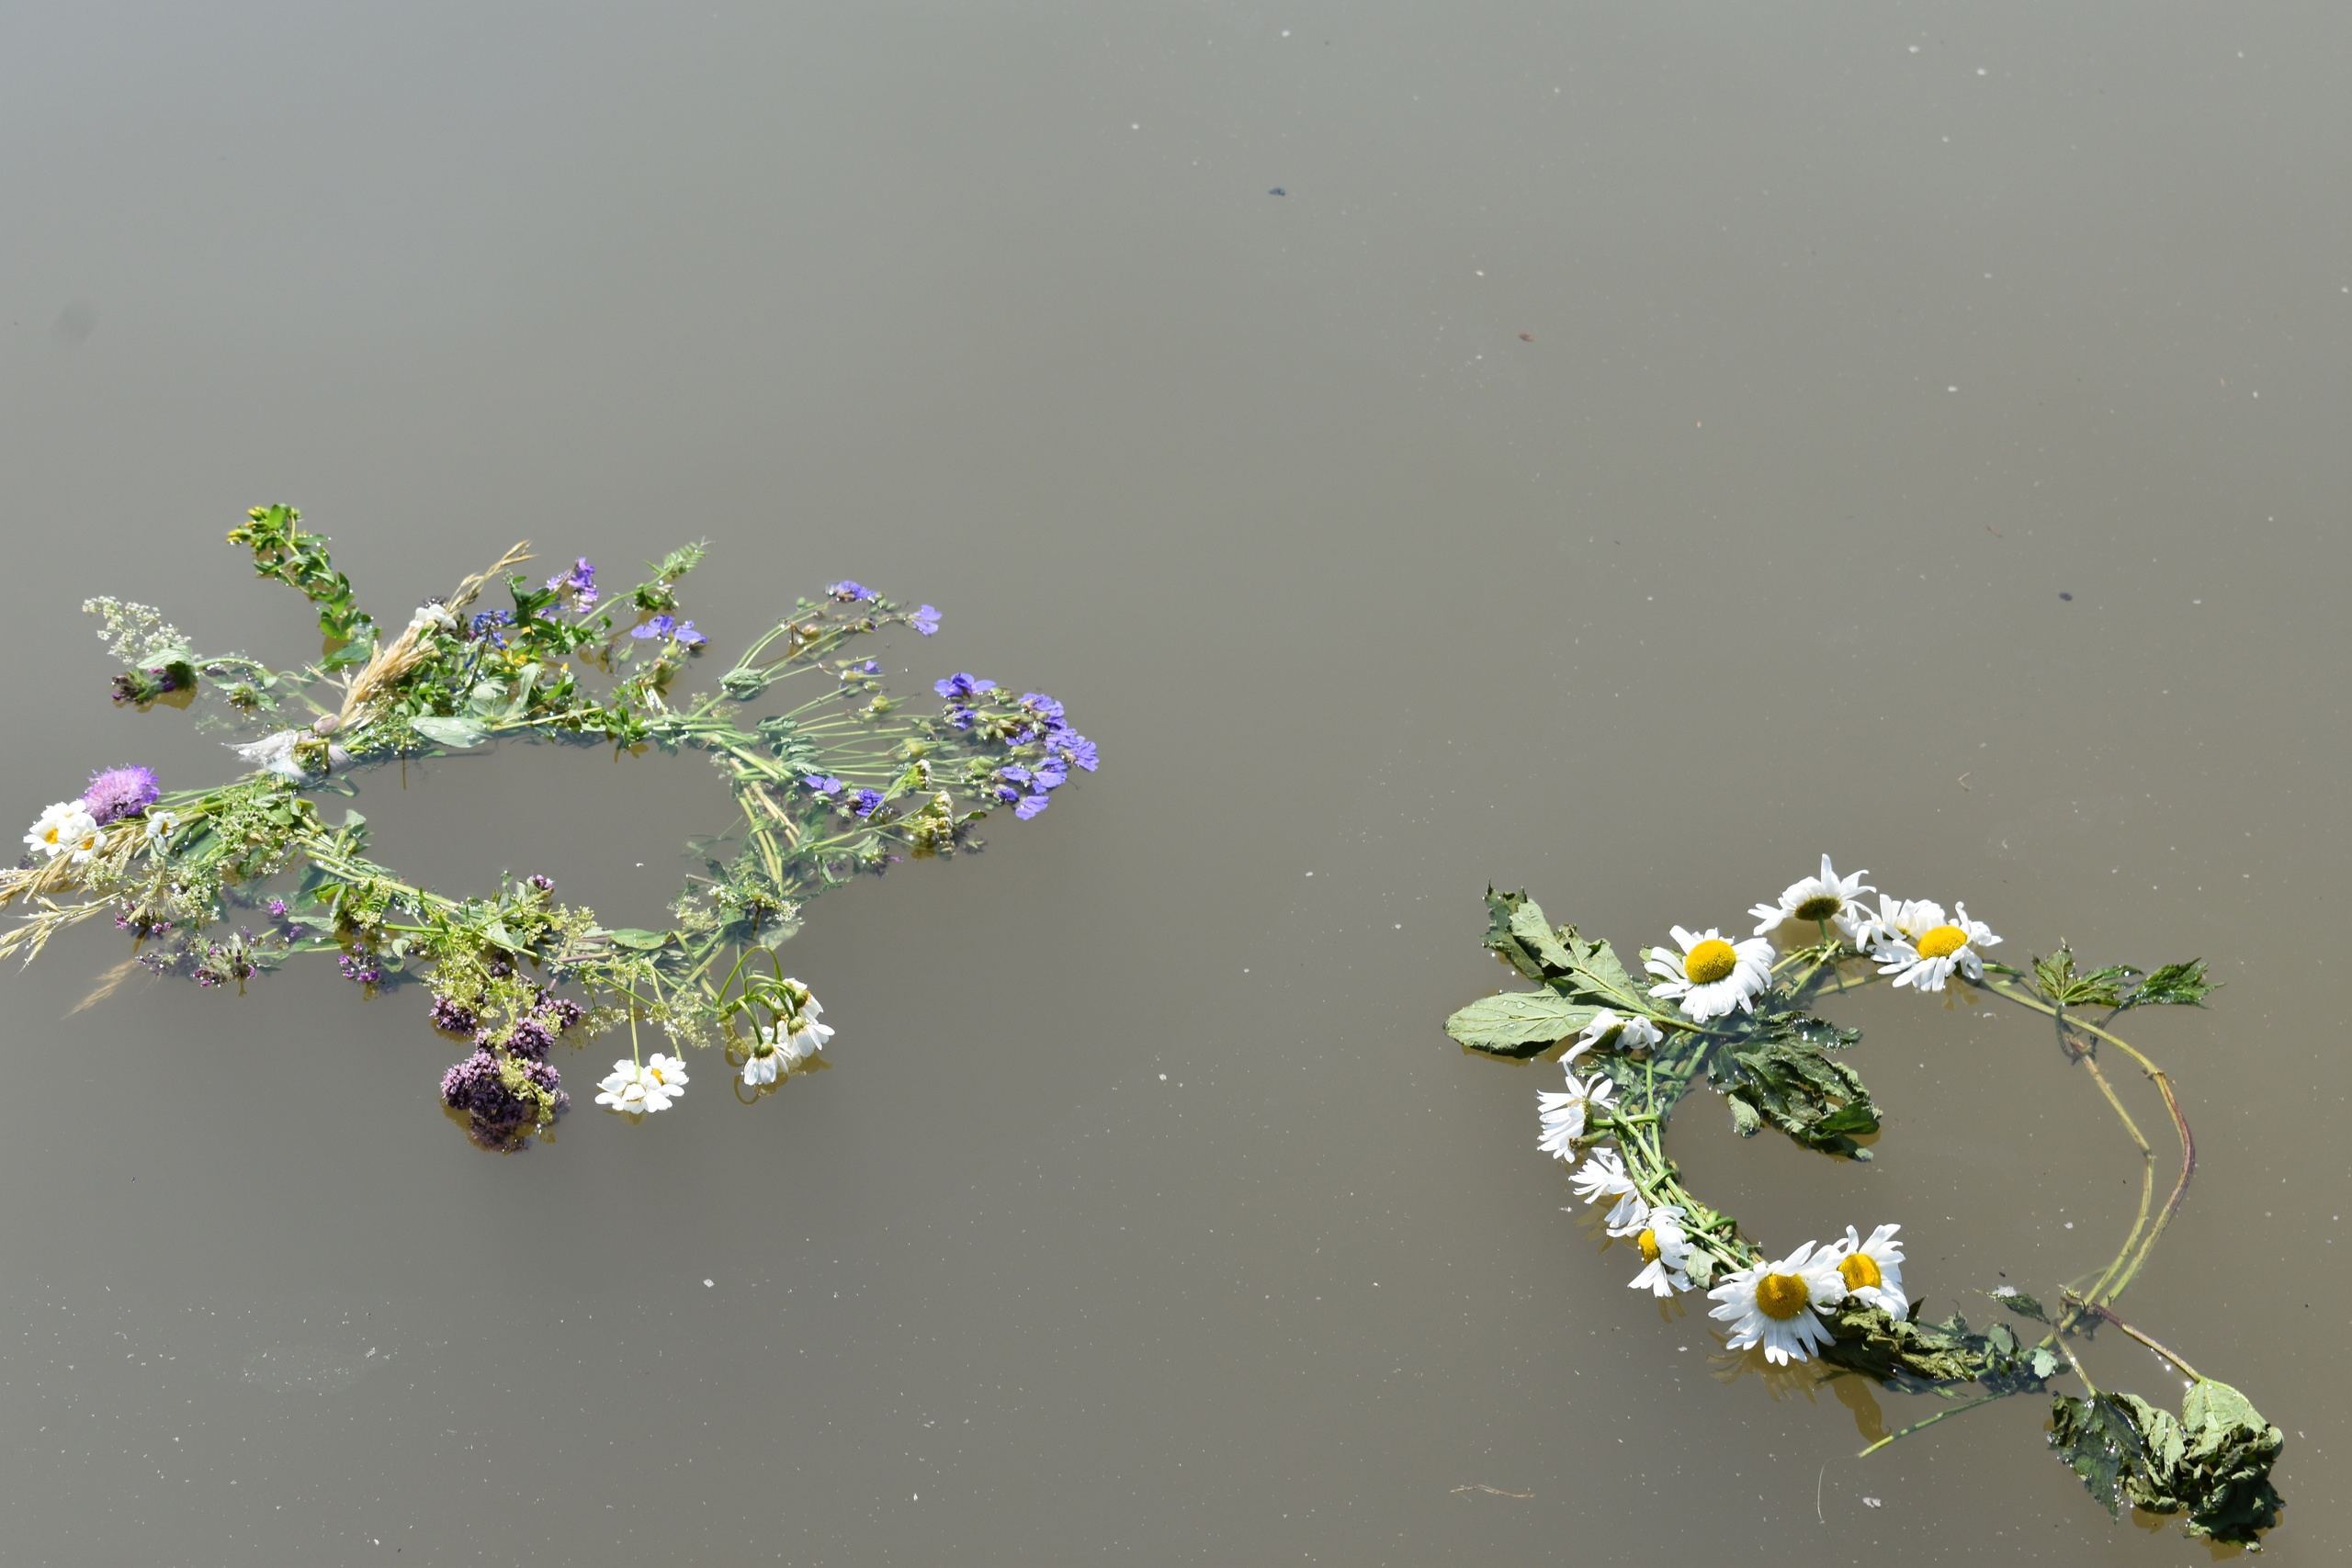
[429, 994, 480, 1035]
[1013, 794, 1051, 820]
[933, 672, 997, 699]
[850, 788, 885, 818]
[503, 1016, 558, 1062]
[910, 604, 941, 636]
[546, 558, 598, 608]
[440, 1048, 569, 1154]
[267, 898, 289, 919]
[803, 774, 844, 796]
[338, 953, 384, 986]
[827, 581, 874, 601]
[82, 765, 162, 825]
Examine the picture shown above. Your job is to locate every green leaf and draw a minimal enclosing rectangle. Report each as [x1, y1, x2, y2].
[2051, 1393, 2142, 1517]
[1443, 990, 1600, 1058]
[601, 927, 670, 951]
[2127, 958, 2220, 1010]
[1508, 900, 1574, 975]
[1482, 888, 1554, 981]
[481, 920, 525, 953]
[1994, 1290, 2048, 1323]
[2031, 1347, 2060, 1379]
[2032, 943, 2140, 1009]
[412, 715, 490, 749]
[1711, 1027, 1881, 1158]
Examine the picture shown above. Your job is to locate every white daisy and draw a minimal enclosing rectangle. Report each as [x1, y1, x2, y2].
[780, 999, 834, 1066]
[1536, 1065, 1616, 1159]
[1830, 1224, 1908, 1316]
[1750, 854, 1874, 939]
[25, 800, 97, 862]
[1627, 1204, 1693, 1297]
[1568, 1147, 1635, 1206]
[741, 1032, 784, 1087]
[595, 1053, 690, 1116]
[1603, 1190, 1648, 1235]
[1707, 1241, 1849, 1365]
[1645, 926, 1774, 1022]
[1869, 899, 2000, 992]
[1573, 1008, 1664, 1056]
[143, 809, 180, 846]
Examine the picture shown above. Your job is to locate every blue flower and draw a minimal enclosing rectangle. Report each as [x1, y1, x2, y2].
[933, 672, 997, 699]
[629, 615, 675, 640]
[999, 765, 1032, 785]
[910, 604, 941, 636]
[947, 707, 978, 731]
[1013, 794, 1051, 820]
[802, 775, 844, 795]
[850, 660, 880, 675]
[827, 581, 874, 602]
[469, 608, 513, 646]
[993, 784, 1022, 804]
[673, 619, 706, 648]
[546, 558, 598, 607]
[1059, 734, 1100, 772]
[850, 788, 884, 818]
[1033, 758, 1069, 790]
[1021, 693, 1067, 728]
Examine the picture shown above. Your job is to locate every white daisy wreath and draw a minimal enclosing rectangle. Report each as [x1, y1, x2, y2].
[1446, 857, 2283, 1549]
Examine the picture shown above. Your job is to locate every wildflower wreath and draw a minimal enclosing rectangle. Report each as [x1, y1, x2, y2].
[1446, 861, 2285, 1548]
[6, 506, 1098, 1152]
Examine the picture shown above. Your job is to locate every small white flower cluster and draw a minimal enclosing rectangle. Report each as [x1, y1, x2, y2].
[741, 997, 834, 1088]
[23, 801, 102, 864]
[595, 1053, 691, 1116]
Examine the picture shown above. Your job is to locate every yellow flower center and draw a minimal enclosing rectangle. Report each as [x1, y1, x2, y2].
[1916, 924, 1968, 960]
[1755, 1271, 1811, 1321]
[1683, 939, 1738, 986]
[1839, 1251, 1883, 1292]
[1637, 1229, 1661, 1264]
[1792, 893, 1843, 922]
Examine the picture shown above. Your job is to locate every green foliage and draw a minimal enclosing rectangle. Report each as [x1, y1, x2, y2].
[1709, 1026, 1880, 1159]
[2031, 943, 2219, 1011]
[1443, 989, 1599, 1057]
[227, 503, 379, 646]
[1993, 1289, 2049, 1323]
[1823, 1302, 2052, 1391]
[2128, 958, 2219, 1010]
[2050, 1380, 2283, 1545]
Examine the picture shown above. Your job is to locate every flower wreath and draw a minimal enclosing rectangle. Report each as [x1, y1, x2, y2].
[1446, 859, 2284, 1548]
[6, 505, 1098, 1153]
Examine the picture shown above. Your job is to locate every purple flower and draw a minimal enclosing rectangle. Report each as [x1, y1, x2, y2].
[526, 873, 555, 895]
[933, 672, 998, 699]
[827, 581, 874, 602]
[802, 774, 844, 796]
[1021, 693, 1068, 729]
[82, 764, 162, 824]
[338, 953, 384, 986]
[850, 788, 885, 818]
[1013, 794, 1051, 820]
[947, 708, 978, 731]
[440, 1048, 569, 1154]
[540, 995, 585, 1032]
[910, 604, 941, 636]
[1033, 758, 1069, 790]
[429, 994, 480, 1035]
[851, 660, 880, 675]
[267, 898, 289, 919]
[546, 557, 598, 607]
[469, 608, 513, 646]
[503, 1016, 558, 1061]
[630, 615, 705, 648]
[1059, 734, 1100, 773]
[999, 765, 1032, 785]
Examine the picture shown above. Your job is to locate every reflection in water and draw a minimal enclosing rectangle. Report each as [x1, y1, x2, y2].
[239, 1346, 366, 1395]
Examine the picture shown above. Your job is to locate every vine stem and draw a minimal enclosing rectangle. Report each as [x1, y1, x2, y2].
[1977, 978, 2196, 1311]
[2060, 1292, 2205, 1383]
[1855, 1391, 2011, 1459]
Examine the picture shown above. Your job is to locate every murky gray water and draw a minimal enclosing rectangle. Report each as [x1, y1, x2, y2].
[3, 5, 2346, 1562]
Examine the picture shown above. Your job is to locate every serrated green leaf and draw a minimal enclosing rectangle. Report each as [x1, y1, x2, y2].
[413, 715, 490, 749]
[1482, 887, 1551, 981]
[2127, 958, 2220, 1010]
[1443, 990, 1599, 1057]
[1507, 900, 1574, 975]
